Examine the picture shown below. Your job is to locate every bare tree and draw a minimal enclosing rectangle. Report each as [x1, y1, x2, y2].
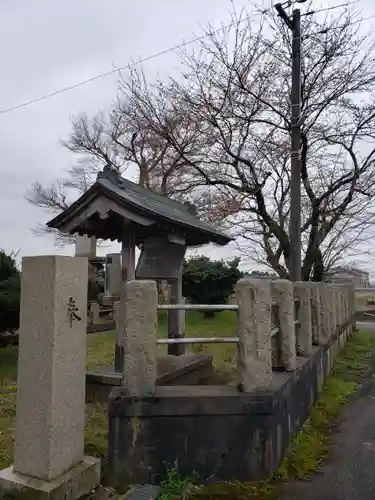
[126, 5, 375, 280]
[26, 74, 197, 245]
[27, 3, 375, 280]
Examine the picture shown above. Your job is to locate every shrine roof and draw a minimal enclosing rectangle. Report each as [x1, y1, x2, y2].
[46, 165, 232, 246]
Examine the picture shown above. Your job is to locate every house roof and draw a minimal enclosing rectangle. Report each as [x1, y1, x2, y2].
[329, 266, 369, 278]
[47, 165, 232, 247]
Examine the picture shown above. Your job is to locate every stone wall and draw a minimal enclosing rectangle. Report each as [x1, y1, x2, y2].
[107, 279, 355, 486]
[108, 326, 349, 484]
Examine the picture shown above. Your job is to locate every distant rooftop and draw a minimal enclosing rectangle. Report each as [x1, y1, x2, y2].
[329, 266, 369, 278]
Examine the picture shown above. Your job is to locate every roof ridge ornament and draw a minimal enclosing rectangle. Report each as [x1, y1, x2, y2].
[97, 164, 123, 186]
[183, 201, 198, 216]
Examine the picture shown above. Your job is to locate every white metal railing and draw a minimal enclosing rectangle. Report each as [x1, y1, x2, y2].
[362, 312, 375, 318]
[157, 337, 239, 345]
[156, 321, 300, 344]
[157, 299, 300, 311]
[157, 304, 239, 311]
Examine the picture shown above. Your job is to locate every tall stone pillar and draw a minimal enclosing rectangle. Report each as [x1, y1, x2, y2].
[0, 256, 100, 500]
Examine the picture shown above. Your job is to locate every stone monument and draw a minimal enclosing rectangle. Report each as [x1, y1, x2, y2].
[75, 234, 96, 257]
[0, 256, 101, 500]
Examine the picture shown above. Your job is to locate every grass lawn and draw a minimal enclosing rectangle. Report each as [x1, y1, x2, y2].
[0, 311, 237, 471]
[3, 313, 370, 500]
[87, 310, 238, 377]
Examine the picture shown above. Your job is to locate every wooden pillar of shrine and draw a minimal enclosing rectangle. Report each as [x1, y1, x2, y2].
[168, 269, 185, 356]
[114, 233, 136, 373]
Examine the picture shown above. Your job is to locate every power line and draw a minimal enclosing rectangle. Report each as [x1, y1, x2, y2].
[345, 13, 375, 24]
[305, 14, 375, 37]
[305, 0, 363, 16]
[0, 12, 264, 116]
[1, 1, 371, 116]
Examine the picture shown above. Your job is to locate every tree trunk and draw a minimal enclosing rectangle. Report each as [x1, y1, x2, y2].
[312, 248, 325, 282]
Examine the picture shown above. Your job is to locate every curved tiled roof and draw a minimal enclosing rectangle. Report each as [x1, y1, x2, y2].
[47, 165, 232, 247]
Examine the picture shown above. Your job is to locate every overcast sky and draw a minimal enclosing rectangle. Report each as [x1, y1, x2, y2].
[0, 0, 374, 273]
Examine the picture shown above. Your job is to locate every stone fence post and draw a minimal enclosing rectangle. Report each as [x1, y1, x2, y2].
[235, 279, 272, 391]
[318, 283, 331, 343]
[294, 282, 312, 357]
[343, 286, 350, 337]
[121, 280, 158, 396]
[272, 280, 296, 371]
[327, 284, 337, 336]
[341, 287, 347, 328]
[335, 285, 350, 347]
[334, 285, 343, 334]
[348, 284, 356, 334]
[0, 256, 100, 499]
[309, 282, 321, 345]
[339, 284, 353, 336]
[90, 301, 100, 324]
[338, 285, 350, 339]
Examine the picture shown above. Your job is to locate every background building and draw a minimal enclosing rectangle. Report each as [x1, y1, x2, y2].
[326, 266, 370, 288]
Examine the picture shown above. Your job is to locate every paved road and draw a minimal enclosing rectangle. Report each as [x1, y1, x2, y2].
[357, 321, 375, 331]
[279, 352, 375, 500]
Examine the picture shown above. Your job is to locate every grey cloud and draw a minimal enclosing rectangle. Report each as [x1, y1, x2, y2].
[1, 0, 372, 273]
[0, 0, 248, 260]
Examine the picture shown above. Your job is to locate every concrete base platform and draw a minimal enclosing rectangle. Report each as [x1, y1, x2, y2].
[0, 456, 101, 500]
[107, 327, 352, 485]
[86, 354, 213, 403]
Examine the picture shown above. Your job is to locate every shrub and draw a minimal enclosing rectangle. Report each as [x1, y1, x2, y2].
[87, 279, 103, 303]
[182, 256, 243, 316]
[0, 251, 21, 333]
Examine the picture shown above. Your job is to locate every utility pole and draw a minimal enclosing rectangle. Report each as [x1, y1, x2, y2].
[275, 3, 302, 281]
